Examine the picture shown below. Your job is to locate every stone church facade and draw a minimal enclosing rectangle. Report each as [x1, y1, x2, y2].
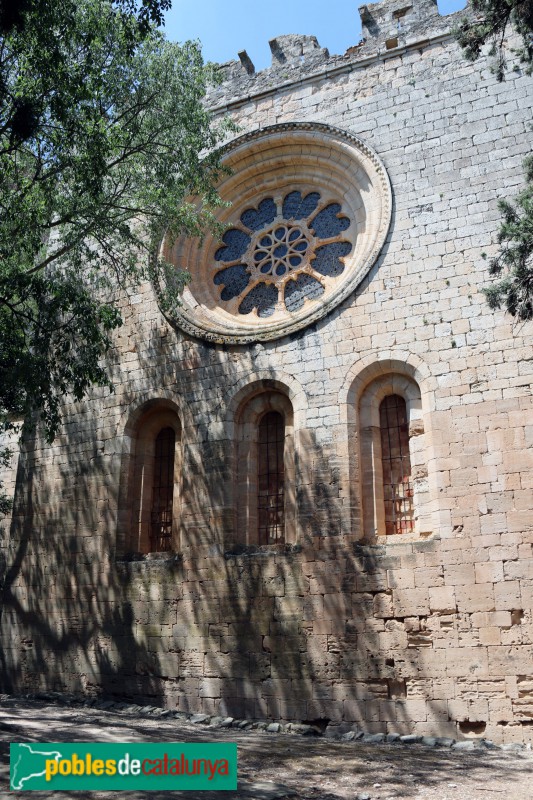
[1, 0, 532, 744]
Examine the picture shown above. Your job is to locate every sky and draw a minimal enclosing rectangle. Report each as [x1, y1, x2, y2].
[163, 0, 467, 71]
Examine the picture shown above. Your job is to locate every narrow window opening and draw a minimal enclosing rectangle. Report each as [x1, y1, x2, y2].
[150, 426, 175, 551]
[257, 411, 285, 544]
[379, 395, 414, 535]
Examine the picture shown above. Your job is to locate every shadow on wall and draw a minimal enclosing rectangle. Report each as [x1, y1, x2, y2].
[0, 419, 164, 702]
[0, 703, 530, 800]
[0, 303, 451, 738]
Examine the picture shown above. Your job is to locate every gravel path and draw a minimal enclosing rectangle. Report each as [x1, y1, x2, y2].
[0, 699, 532, 800]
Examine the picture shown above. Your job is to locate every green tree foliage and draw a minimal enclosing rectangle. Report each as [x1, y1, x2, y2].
[455, 0, 533, 81]
[0, 0, 231, 511]
[455, 1, 533, 322]
[483, 155, 533, 321]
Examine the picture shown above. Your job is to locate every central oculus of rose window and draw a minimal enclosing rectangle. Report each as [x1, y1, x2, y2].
[161, 123, 392, 344]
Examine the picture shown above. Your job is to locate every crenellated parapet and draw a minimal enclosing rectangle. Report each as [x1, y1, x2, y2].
[207, 0, 470, 108]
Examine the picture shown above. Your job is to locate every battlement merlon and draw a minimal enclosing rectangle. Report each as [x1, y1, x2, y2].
[214, 34, 330, 84]
[359, 0, 441, 44]
[207, 0, 470, 107]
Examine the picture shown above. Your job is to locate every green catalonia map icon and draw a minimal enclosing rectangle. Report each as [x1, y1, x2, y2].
[11, 743, 63, 790]
[10, 742, 237, 791]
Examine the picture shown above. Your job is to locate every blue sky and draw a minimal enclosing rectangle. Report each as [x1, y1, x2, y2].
[163, 0, 467, 70]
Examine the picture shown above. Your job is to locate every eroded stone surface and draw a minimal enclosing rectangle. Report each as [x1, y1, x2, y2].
[1, 701, 533, 800]
[0, 0, 532, 746]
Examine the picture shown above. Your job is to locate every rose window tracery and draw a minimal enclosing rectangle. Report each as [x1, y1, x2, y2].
[160, 123, 392, 344]
[213, 191, 353, 318]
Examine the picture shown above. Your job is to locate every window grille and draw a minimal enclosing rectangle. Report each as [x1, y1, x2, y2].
[150, 427, 175, 551]
[257, 411, 285, 544]
[379, 395, 414, 535]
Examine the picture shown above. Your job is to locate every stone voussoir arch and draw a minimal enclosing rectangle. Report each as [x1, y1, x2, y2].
[226, 372, 303, 548]
[339, 351, 436, 541]
[119, 391, 194, 442]
[224, 370, 308, 439]
[115, 392, 194, 556]
[339, 351, 435, 416]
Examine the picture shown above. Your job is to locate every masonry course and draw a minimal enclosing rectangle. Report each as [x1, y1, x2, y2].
[0, 0, 532, 745]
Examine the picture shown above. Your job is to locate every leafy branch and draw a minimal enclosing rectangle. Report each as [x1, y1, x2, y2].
[454, 0, 533, 81]
[0, 0, 236, 515]
[455, 1, 533, 322]
[482, 155, 533, 321]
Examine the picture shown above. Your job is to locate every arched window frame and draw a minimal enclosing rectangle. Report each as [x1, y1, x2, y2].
[234, 391, 295, 547]
[118, 405, 182, 555]
[358, 374, 430, 540]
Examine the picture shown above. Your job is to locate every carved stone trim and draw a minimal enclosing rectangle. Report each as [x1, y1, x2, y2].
[161, 122, 392, 344]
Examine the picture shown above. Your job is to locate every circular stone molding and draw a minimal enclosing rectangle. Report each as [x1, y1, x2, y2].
[161, 122, 392, 344]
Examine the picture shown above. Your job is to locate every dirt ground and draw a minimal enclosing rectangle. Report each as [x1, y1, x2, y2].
[0, 699, 532, 800]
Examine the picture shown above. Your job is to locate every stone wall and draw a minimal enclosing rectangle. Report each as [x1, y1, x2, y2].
[1, 0, 532, 744]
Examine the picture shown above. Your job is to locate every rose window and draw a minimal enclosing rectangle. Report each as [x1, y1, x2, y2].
[213, 191, 353, 318]
[161, 123, 392, 344]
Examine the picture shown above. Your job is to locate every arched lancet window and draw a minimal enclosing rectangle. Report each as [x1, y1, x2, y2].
[233, 389, 295, 548]
[258, 411, 285, 544]
[358, 373, 429, 540]
[379, 395, 414, 535]
[150, 427, 176, 552]
[118, 404, 182, 556]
